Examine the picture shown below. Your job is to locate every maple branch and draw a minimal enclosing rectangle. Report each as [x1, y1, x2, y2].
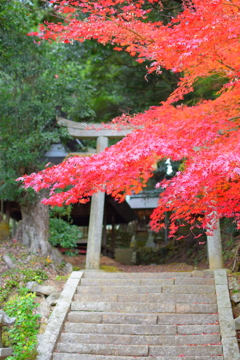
[107, 17, 155, 44]
[216, 59, 236, 72]
[223, 2, 240, 10]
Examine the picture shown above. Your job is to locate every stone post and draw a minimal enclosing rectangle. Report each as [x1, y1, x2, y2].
[207, 217, 224, 270]
[0, 310, 15, 360]
[85, 136, 109, 270]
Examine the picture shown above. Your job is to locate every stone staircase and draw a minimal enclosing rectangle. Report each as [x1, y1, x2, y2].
[52, 271, 225, 360]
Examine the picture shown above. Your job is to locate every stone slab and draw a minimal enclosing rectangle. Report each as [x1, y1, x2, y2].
[176, 303, 218, 313]
[215, 284, 232, 308]
[68, 311, 102, 323]
[102, 313, 158, 324]
[71, 301, 175, 313]
[162, 285, 215, 294]
[37, 271, 83, 360]
[0, 348, 13, 356]
[74, 294, 118, 302]
[83, 271, 192, 279]
[177, 324, 220, 334]
[222, 336, 240, 360]
[214, 269, 229, 285]
[148, 293, 217, 304]
[64, 323, 177, 335]
[53, 354, 223, 360]
[175, 278, 215, 285]
[157, 313, 219, 325]
[98, 286, 163, 294]
[149, 345, 223, 356]
[214, 269, 240, 360]
[60, 333, 220, 346]
[57, 343, 148, 356]
[80, 278, 173, 286]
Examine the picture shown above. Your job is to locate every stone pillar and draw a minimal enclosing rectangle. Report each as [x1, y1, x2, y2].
[85, 136, 108, 270]
[207, 218, 224, 270]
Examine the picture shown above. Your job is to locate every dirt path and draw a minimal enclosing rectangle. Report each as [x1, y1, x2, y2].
[64, 254, 208, 272]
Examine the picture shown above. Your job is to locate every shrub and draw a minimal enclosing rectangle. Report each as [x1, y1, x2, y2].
[49, 218, 81, 250]
[3, 288, 40, 360]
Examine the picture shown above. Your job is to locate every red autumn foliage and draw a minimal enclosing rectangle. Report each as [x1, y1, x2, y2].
[19, 0, 240, 235]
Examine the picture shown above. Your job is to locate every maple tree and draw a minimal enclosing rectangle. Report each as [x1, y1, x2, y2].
[20, 0, 240, 236]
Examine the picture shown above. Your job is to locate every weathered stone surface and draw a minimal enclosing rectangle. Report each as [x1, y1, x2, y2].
[231, 292, 240, 304]
[37, 300, 51, 318]
[60, 333, 220, 346]
[71, 301, 175, 313]
[74, 294, 118, 302]
[162, 285, 215, 294]
[218, 311, 236, 337]
[215, 284, 232, 308]
[118, 294, 147, 302]
[192, 270, 214, 278]
[148, 293, 216, 303]
[222, 336, 240, 360]
[102, 313, 157, 324]
[158, 313, 219, 325]
[80, 278, 173, 286]
[214, 269, 228, 285]
[176, 303, 218, 313]
[149, 345, 223, 356]
[57, 343, 148, 356]
[26, 282, 58, 296]
[53, 355, 224, 360]
[228, 277, 240, 291]
[177, 324, 220, 334]
[82, 271, 192, 279]
[0, 310, 15, 326]
[68, 311, 102, 324]
[77, 286, 102, 294]
[100, 285, 163, 294]
[64, 323, 176, 335]
[46, 293, 61, 306]
[175, 277, 215, 285]
[0, 348, 13, 356]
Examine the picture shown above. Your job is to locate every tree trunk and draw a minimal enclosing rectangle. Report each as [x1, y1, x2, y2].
[17, 193, 51, 255]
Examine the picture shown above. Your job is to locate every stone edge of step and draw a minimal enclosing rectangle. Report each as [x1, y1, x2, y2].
[214, 269, 239, 360]
[36, 271, 84, 360]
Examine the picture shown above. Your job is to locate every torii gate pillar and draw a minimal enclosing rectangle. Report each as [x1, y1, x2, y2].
[85, 136, 109, 270]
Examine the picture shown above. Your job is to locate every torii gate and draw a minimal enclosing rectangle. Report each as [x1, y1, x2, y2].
[57, 117, 132, 270]
[57, 117, 223, 270]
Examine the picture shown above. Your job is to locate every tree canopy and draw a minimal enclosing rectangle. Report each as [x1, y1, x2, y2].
[0, 0, 94, 202]
[20, 0, 240, 236]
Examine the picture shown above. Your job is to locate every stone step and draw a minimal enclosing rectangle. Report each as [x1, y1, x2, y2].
[77, 284, 216, 294]
[82, 271, 198, 279]
[71, 300, 218, 313]
[80, 277, 215, 286]
[74, 292, 217, 303]
[80, 278, 174, 286]
[67, 311, 219, 325]
[64, 322, 220, 335]
[59, 332, 220, 346]
[83, 270, 214, 279]
[68, 311, 158, 324]
[53, 354, 223, 360]
[55, 343, 222, 357]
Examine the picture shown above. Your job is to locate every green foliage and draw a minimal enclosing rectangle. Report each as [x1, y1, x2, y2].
[81, 42, 179, 122]
[49, 218, 82, 250]
[3, 288, 40, 360]
[0, 0, 95, 203]
[0, 268, 48, 304]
